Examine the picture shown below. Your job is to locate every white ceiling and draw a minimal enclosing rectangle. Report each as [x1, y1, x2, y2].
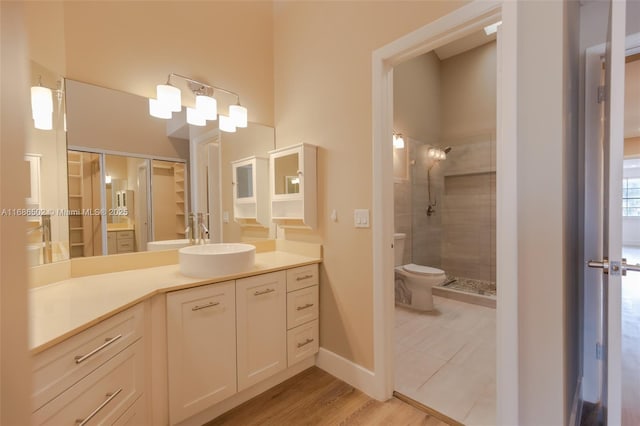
[625, 59, 640, 138]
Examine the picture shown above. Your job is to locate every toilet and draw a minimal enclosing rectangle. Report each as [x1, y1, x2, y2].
[394, 233, 445, 311]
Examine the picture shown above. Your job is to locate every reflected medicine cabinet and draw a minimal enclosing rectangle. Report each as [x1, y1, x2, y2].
[231, 156, 269, 227]
[269, 143, 317, 229]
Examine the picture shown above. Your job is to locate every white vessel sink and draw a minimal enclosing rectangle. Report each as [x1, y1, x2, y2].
[179, 243, 256, 278]
[147, 239, 209, 251]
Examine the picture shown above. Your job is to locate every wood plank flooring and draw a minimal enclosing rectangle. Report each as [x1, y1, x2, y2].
[205, 367, 450, 426]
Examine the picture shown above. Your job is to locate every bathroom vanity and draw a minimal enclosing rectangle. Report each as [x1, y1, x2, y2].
[29, 244, 321, 426]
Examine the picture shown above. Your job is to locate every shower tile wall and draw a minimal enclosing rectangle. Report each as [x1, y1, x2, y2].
[394, 177, 412, 265]
[441, 136, 496, 282]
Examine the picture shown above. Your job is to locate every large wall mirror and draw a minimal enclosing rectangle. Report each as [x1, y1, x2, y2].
[28, 74, 275, 265]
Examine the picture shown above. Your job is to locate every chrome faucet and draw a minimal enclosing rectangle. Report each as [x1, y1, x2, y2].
[27, 214, 52, 264]
[186, 213, 197, 245]
[197, 212, 209, 244]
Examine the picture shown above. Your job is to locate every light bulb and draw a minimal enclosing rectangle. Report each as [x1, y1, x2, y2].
[195, 95, 217, 120]
[149, 98, 172, 119]
[219, 115, 236, 133]
[105, 175, 112, 184]
[229, 104, 248, 128]
[156, 84, 181, 112]
[428, 148, 436, 158]
[186, 107, 206, 126]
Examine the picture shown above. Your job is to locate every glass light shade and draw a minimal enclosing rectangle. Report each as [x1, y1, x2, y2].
[428, 148, 436, 158]
[219, 114, 236, 133]
[156, 84, 181, 112]
[393, 134, 405, 149]
[195, 95, 217, 120]
[105, 175, 112, 184]
[229, 104, 248, 128]
[149, 98, 172, 119]
[186, 107, 206, 126]
[439, 151, 446, 160]
[33, 114, 53, 130]
[31, 86, 53, 120]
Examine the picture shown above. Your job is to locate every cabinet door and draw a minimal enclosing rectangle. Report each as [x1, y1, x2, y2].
[166, 281, 236, 425]
[236, 271, 287, 391]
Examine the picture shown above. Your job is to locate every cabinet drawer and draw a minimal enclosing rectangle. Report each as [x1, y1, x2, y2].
[117, 230, 134, 240]
[287, 320, 319, 367]
[287, 285, 318, 330]
[32, 304, 144, 411]
[113, 392, 146, 426]
[32, 340, 145, 425]
[286, 263, 319, 292]
[117, 238, 134, 252]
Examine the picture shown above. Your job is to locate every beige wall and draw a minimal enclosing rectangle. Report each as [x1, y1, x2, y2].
[625, 137, 640, 157]
[441, 41, 496, 141]
[1, 2, 31, 423]
[274, 0, 467, 370]
[63, 1, 274, 126]
[393, 52, 441, 145]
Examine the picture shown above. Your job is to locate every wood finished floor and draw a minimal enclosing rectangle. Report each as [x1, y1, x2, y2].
[205, 367, 451, 426]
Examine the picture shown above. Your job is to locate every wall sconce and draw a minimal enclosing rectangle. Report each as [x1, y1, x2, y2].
[392, 132, 405, 149]
[105, 175, 112, 184]
[149, 73, 248, 133]
[428, 147, 452, 161]
[30, 78, 64, 131]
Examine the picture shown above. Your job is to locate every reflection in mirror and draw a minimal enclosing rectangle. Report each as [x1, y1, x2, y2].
[53, 79, 276, 260]
[274, 153, 300, 195]
[236, 164, 254, 199]
[26, 62, 69, 266]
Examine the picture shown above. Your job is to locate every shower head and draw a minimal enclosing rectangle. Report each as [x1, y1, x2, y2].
[443, 146, 452, 154]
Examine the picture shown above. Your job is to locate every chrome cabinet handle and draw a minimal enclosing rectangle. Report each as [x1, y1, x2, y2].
[74, 334, 122, 364]
[75, 388, 122, 426]
[296, 274, 313, 282]
[297, 338, 314, 348]
[296, 303, 314, 311]
[254, 288, 276, 296]
[192, 301, 220, 311]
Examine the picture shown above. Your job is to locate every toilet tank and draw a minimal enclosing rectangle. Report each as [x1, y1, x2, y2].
[393, 233, 406, 267]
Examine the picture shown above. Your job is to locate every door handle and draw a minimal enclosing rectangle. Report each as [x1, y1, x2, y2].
[588, 258, 640, 276]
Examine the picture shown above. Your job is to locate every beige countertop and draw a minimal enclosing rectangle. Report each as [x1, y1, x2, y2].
[29, 251, 321, 354]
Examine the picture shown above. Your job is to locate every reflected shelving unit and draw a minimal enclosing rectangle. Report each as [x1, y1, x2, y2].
[174, 163, 187, 237]
[67, 150, 85, 258]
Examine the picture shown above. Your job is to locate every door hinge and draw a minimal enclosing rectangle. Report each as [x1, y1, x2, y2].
[597, 85, 606, 104]
[596, 342, 603, 360]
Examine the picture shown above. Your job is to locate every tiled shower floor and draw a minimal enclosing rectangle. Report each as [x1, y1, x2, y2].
[442, 276, 496, 296]
[394, 297, 496, 425]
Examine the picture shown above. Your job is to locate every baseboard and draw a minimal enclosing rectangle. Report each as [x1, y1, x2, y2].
[315, 347, 378, 399]
[569, 377, 583, 426]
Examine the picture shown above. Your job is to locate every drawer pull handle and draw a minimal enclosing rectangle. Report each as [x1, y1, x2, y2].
[296, 303, 314, 311]
[296, 274, 313, 281]
[75, 388, 122, 426]
[297, 338, 314, 348]
[254, 288, 276, 296]
[74, 334, 123, 364]
[192, 301, 220, 311]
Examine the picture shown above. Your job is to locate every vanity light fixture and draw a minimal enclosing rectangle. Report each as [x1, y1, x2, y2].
[392, 132, 405, 149]
[484, 21, 502, 36]
[219, 115, 236, 133]
[428, 148, 447, 160]
[30, 77, 64, 131]
[148, 73, 247, 133]
[105, 175, 112, 184]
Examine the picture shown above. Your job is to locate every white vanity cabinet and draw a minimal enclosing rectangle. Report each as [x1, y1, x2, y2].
[285, 264, 319, 366]
[31, 304, 146, 425]
[231, 156, 269, 227]
[269, 143, 317, 229]
[236, 271, 287, 391]
[166, 281, 237, 425]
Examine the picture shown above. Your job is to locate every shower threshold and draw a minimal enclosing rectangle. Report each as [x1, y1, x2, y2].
[433, 276, 496, 309]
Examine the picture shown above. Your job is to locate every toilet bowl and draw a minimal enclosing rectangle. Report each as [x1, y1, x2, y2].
[394, 233, 445, 311]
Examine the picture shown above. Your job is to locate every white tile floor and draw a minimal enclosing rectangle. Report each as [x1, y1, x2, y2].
[394, 296, 496, 425]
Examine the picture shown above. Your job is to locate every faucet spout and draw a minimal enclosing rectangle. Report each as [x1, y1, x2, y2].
[196, 212, 210, 244]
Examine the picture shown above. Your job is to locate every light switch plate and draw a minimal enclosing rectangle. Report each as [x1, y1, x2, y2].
[223, 211, 229, 224]
[354, 209, 369, 228]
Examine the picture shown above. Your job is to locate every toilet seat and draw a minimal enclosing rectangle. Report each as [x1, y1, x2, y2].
[402, 263, 444, 276]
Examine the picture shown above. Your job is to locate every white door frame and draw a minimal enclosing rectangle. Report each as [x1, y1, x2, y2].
[371, 1, 519, 424]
